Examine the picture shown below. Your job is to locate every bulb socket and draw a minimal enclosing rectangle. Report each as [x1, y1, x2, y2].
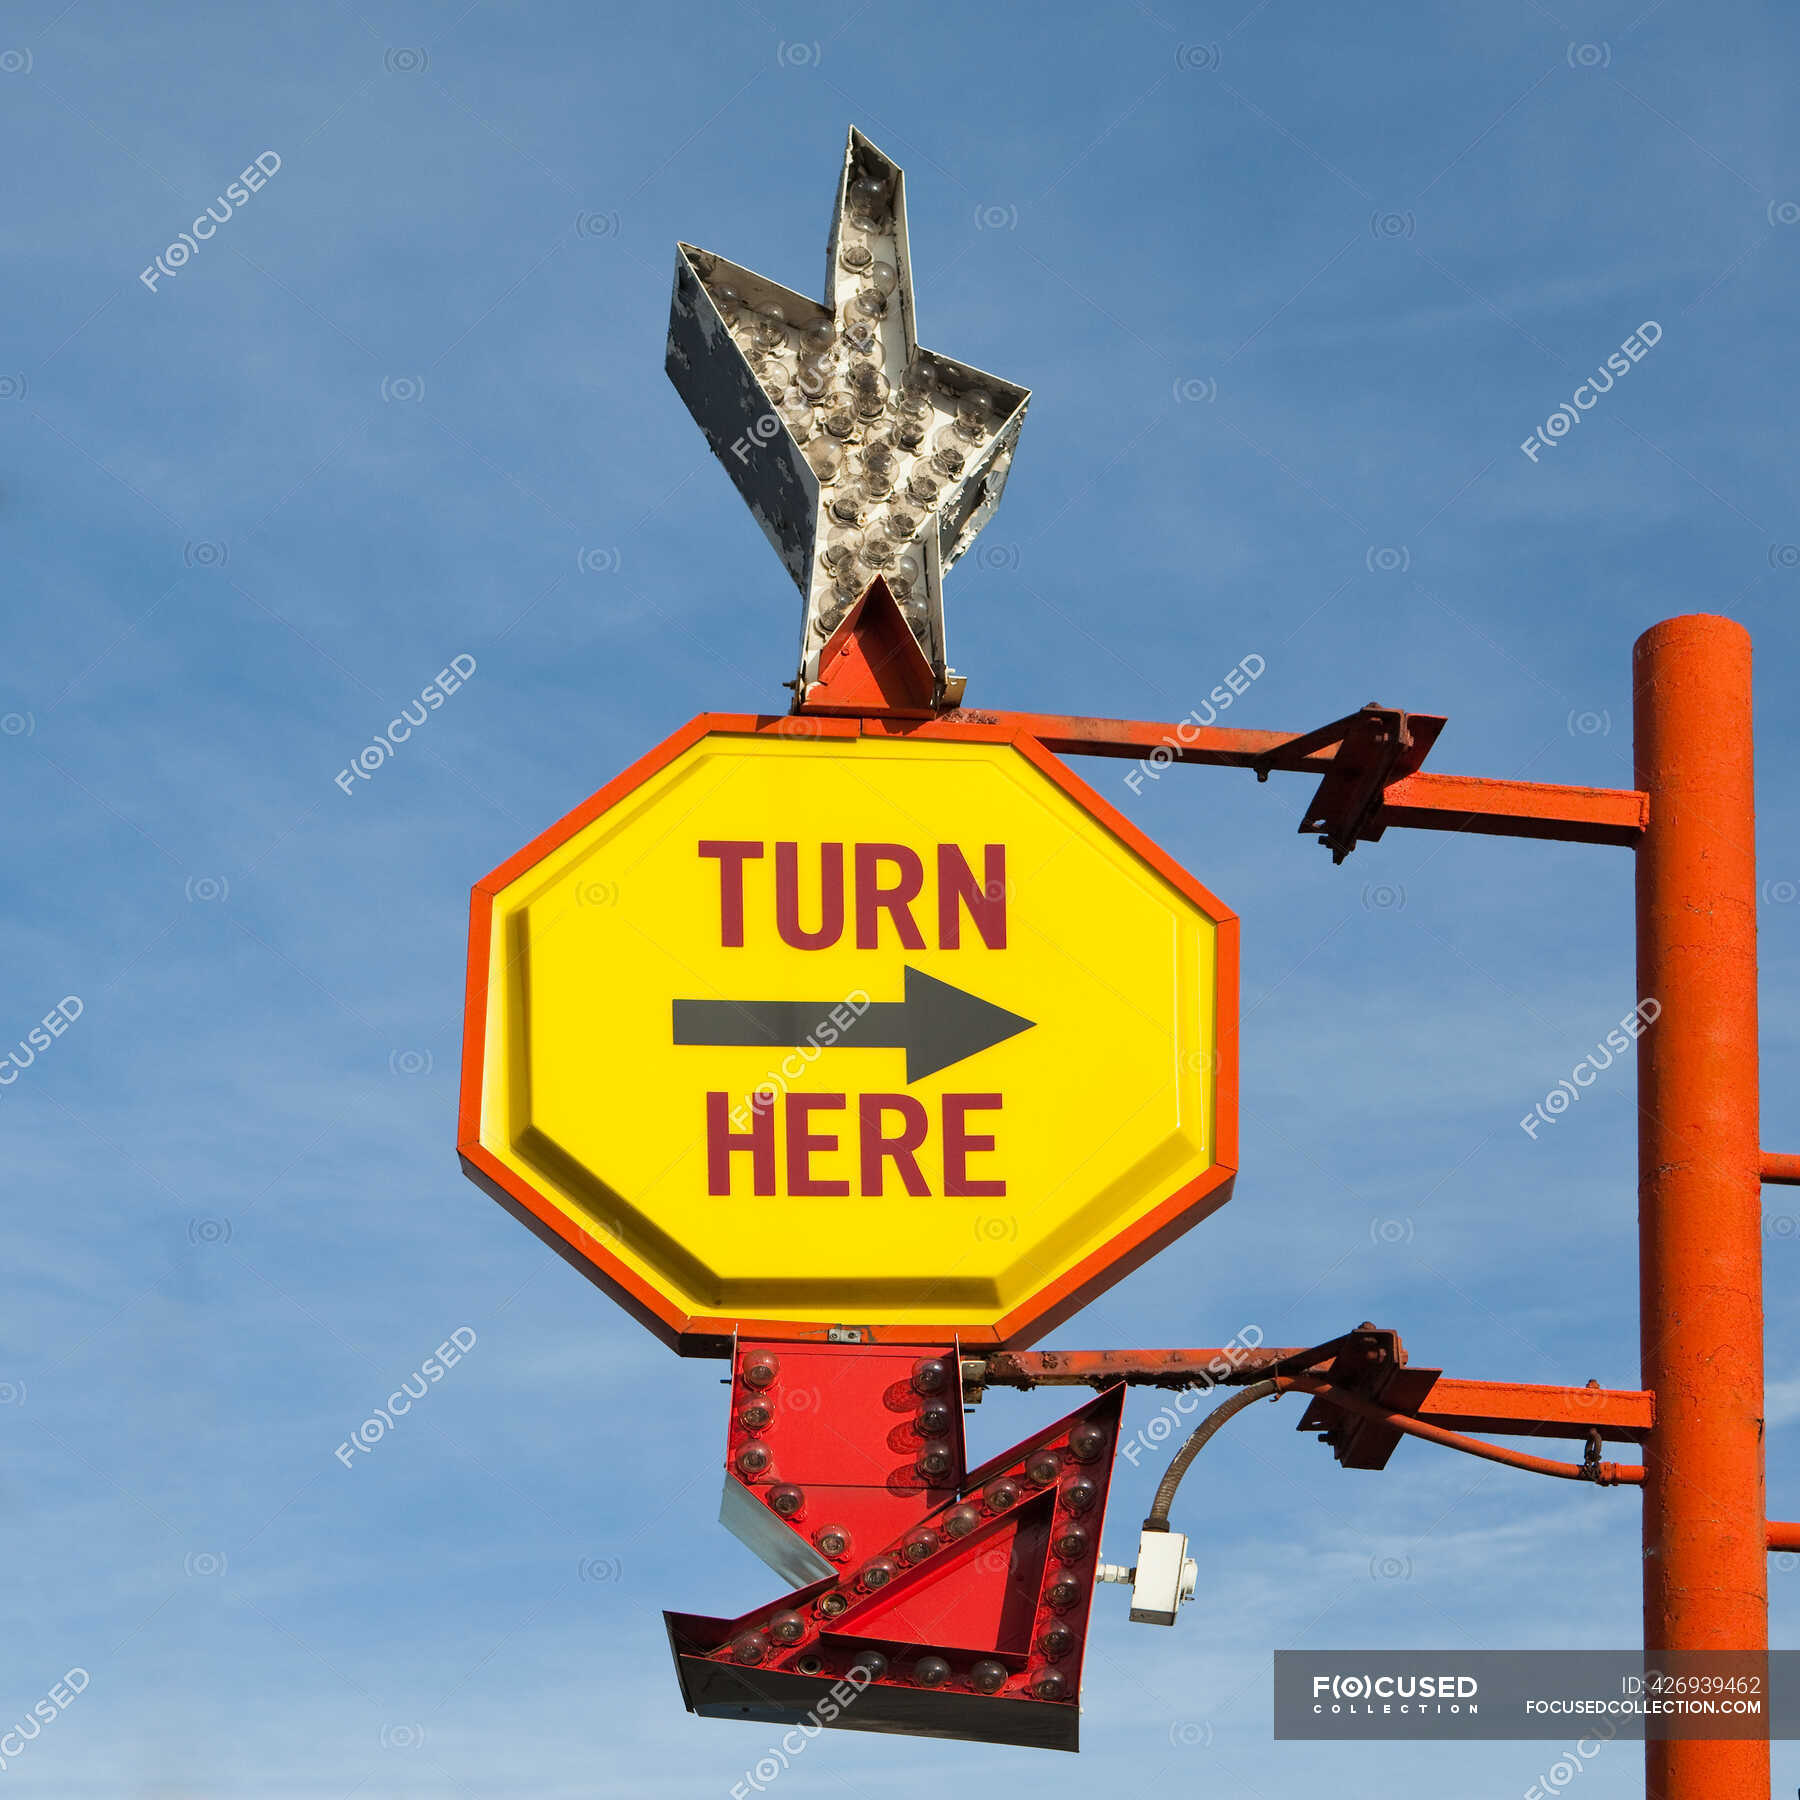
[910, 1357, 950, 1396]
[914, 1443, 954, 1481]
[943, 1502, 982, 1540]
[1067, 1422, 1109, 1464]
[915, 1402, 954, 1437]
[900, 1527, 939, 1566]
[857, 1557, 897, 1593]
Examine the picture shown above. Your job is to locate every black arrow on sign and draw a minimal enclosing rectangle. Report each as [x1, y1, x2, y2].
[672, 967, 1035, 1084]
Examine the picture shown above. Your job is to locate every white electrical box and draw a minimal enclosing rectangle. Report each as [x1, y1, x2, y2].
[1129, 1529, 1198, 1626]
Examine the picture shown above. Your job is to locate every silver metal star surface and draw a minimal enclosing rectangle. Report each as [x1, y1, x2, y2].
[665, 127, 1030, 703]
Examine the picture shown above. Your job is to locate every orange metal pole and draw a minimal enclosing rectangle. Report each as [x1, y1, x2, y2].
[1634, 615, 1766, 1800]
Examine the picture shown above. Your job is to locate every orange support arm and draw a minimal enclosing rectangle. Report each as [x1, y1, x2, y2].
[1376, 772, 1647, 847]
[1412, 1377, 1653, 1444]
[934, 709, 1648, 849]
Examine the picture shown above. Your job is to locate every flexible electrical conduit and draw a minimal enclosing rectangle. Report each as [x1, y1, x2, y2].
[1145, 1378, 1283, 1530]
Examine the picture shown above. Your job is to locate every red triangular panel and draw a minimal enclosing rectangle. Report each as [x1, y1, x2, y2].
[800, 577, 937, 715]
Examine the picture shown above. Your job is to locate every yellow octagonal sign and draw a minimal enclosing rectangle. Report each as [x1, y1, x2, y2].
[459, 713, 1237, 1351]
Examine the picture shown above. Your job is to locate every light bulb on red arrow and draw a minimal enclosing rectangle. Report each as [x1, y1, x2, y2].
[672, 966, 1034, 1083]
[664, 126, 1031, 705]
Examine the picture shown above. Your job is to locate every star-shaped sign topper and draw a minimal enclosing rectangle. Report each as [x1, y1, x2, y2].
[665, 127, 1029, 705]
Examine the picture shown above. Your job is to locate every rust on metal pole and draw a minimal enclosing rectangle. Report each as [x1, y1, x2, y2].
[973, 1350, 1655, 1442]
[1634, 614, 1766, 1800]
[972, 1346, 1330, 1388]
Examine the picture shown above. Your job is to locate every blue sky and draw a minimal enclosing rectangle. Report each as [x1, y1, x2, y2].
[6, 0, 1800, 1794]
